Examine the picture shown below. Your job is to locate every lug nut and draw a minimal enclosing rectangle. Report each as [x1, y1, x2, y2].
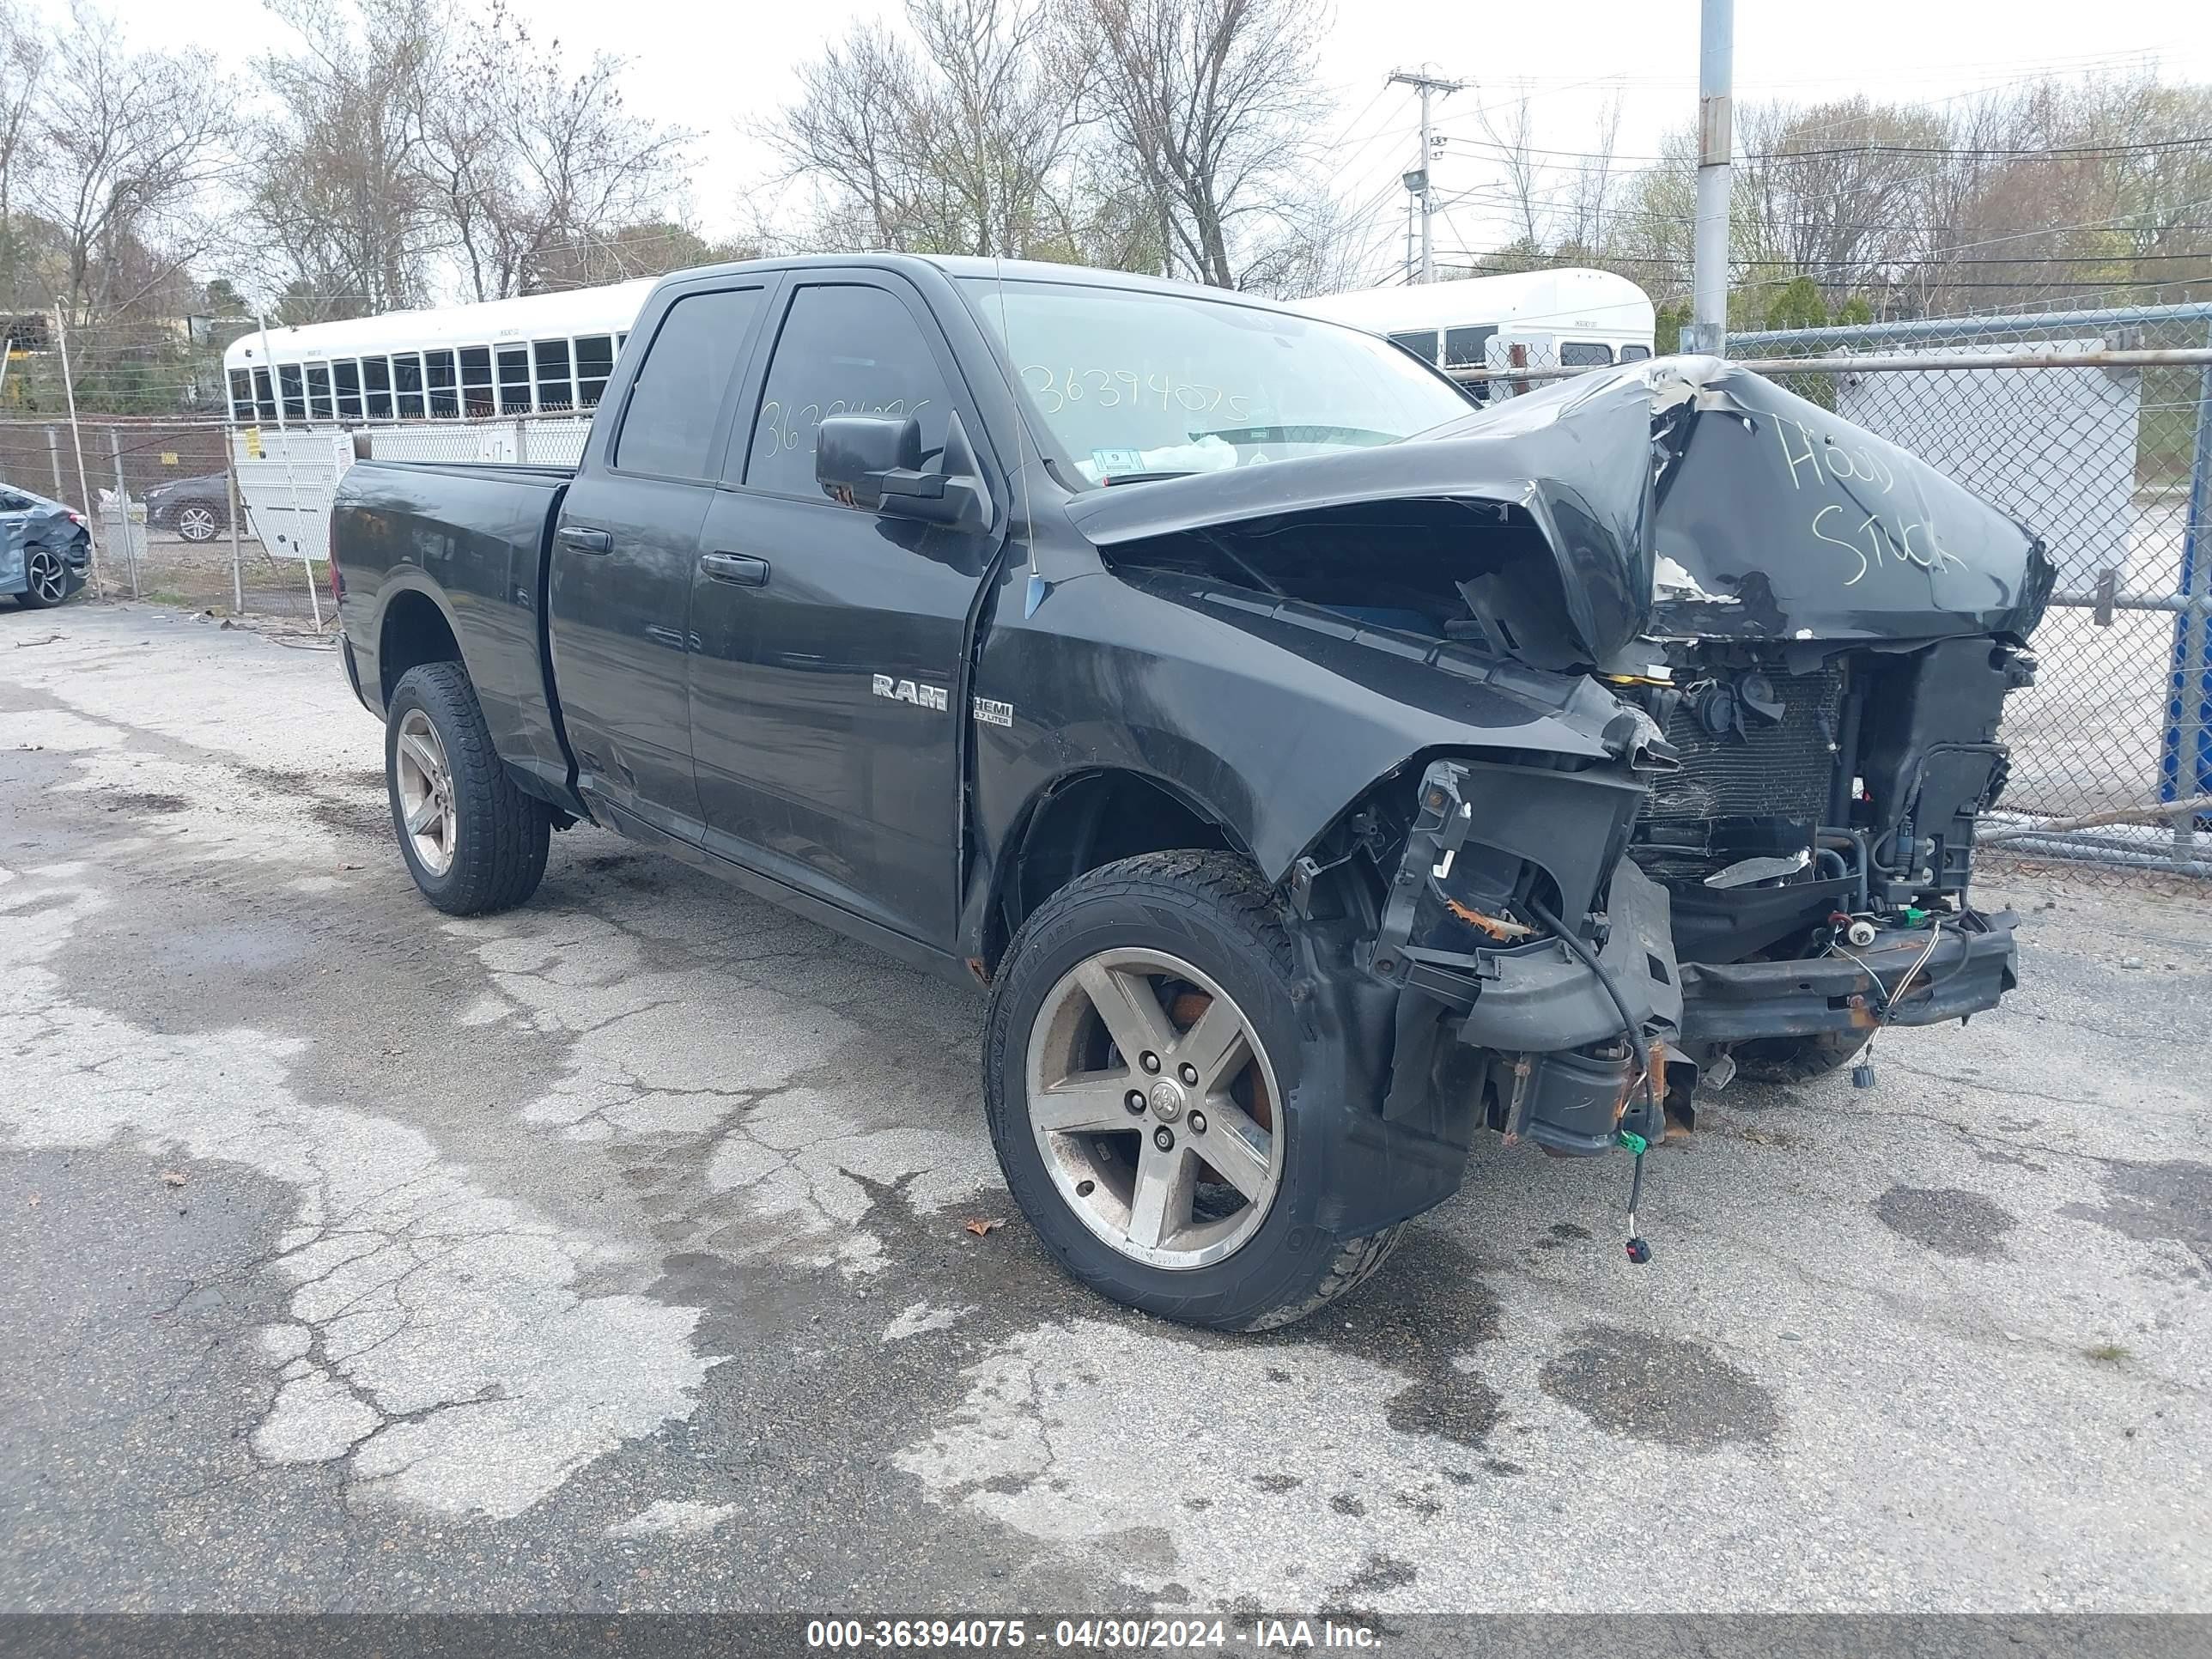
[1152, 1127, 1175, 1152]
[1188, 1110, 1207, 1134]
[1140, 1052, 1161, 1073]
[1125, 1091, 1146, 1114]
[1178, 1062, 1199, 1085]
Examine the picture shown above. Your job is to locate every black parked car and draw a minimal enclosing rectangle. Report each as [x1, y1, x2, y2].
[331, 255, 2052, 1330]
[144, 471, 234, 541]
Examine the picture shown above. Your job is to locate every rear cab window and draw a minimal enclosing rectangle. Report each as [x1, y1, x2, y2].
[612, 288, 767, 478]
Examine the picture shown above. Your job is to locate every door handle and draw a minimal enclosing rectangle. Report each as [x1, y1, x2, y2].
[700, 551, 770, 587]
[557, 525, 611, 554]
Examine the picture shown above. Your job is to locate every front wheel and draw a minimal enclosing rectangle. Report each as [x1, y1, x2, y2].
[1731, 1029, 1872, 1085]
[984, 850, 1403, 1331]
[176, 504, 221, 542]
[385, 662, 550, 915]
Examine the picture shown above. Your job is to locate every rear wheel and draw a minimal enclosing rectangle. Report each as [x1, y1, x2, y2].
[13, 545, 71, 609]
[385, 662, 550, 915]
[984, 850, 1403, 1330]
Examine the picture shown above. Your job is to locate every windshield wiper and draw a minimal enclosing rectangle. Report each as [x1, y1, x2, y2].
[1099, 470, 1200, 486]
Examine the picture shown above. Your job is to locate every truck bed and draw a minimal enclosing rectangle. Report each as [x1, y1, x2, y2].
[334, 457, 578, 804]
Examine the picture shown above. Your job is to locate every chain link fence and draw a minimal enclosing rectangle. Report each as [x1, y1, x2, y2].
[1729, 303, 2212, 881]
[9, 303, 2209, 882]
[1442, 307, 2211, 882]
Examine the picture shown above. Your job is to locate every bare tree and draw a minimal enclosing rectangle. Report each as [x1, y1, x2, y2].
[1077, 0, 1333, 289]
[422, 3, 696, 299]
[249, 0, 441, 318]
[0, 0, 46, 317]
[1475, 85, 1547, 253]
[763, 0, 1090, 261]
[25, 2, 234, 330]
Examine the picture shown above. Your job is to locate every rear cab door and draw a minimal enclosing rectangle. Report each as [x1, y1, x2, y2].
[549, 276, 777, 838]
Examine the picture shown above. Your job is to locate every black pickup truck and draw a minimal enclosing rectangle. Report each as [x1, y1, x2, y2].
[331, 254, 2051, 1329]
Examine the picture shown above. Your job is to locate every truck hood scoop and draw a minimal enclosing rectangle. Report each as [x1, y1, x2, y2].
[1064, 356, 2055, 672]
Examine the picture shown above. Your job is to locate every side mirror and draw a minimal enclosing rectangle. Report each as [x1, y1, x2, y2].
[817, 414, 920, 512]
[816, 410, 994, 535]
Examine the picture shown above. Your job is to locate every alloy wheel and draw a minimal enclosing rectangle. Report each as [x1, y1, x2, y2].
[393, 709, 459, 877]
[25, 547, 66, 605]
[177, 505, 219, 542]
[1024, 947, 1284, 1270]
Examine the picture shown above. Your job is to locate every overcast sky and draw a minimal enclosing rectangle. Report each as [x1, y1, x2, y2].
[119, 0, 2212, 268]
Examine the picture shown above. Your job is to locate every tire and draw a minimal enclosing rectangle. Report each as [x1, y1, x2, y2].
[1732, 1029, 1872, 1085]
[384, 661, 550, 916]
[13, 544, 73, 610]
[176, 504, 221, 543]
[984, 849, 1404, 1332]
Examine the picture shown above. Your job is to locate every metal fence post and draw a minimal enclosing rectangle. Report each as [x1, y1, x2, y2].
[106, 428, 141, 599]
[45, 424, 63, 499]
[2165, 322, 2212, 849]
[227, 448, 245, 617]
[52, 306, 101, 596]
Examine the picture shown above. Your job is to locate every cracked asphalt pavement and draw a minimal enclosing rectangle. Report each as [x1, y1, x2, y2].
[3, 604, 2208, 1613]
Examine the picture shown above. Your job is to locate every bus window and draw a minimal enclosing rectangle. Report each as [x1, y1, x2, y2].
[496, 344, 531, 413]
[334, 360, 362, 419]
[574, 335, 614, 406]
[252, 367, 276, 422]
[363, 356, 392, 419]
[1389, 329, 1439, 364]
[1443, 325, 1496, 368]
[228, 368, 254, 422]
[1559, 342, 1613, 367]
[459, 346, 494, 416]
[277, 364, 306, 422]
[534, 339, 573, 410]
[1621, 343, 1651, 362]
[426, 350, 459, 417]
[306, 363, 333, 420]
[394, 353, 425, 418]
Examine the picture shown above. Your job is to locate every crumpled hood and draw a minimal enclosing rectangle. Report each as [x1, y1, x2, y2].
[1066, 356, 2056, 669]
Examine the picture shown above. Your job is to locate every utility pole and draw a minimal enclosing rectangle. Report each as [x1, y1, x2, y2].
[1389, 69, 1465, 283]
[1686, 0, 1733, 354]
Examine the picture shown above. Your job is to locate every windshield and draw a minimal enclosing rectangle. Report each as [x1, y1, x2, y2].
[961, 276, 1473, 486]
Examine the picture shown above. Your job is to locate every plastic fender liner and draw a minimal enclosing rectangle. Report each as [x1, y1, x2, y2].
[1457, 859, 1683, 1056]
[1287, 915, 1480, 1240]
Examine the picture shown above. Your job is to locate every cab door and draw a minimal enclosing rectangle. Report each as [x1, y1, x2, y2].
[686, 275, 1002, 946]
[548, 280, 771, 837]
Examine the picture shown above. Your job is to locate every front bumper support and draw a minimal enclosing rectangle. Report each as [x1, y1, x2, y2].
[1678, 912, 2018, 1044]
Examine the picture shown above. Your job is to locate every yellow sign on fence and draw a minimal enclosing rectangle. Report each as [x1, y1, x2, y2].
[243, 428, 263, 459]
[160, 451, 178, 465]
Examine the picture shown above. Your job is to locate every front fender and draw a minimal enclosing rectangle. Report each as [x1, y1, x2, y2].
[973, 567, 1629, 888]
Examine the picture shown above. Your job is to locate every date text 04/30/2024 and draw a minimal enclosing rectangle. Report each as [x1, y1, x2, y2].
[803, 1616, 1383, 1650]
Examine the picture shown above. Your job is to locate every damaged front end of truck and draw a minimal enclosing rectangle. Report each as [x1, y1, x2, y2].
[1070, 356, 2053, 1212]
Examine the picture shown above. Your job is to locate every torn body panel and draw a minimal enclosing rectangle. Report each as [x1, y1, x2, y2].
[1066, 356, 2056, 673]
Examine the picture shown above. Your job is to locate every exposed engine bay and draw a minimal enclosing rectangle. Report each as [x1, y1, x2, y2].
[1078, 357, 2055, 1176]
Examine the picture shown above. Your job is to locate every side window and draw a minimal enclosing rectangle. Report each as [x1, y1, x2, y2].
[745, 283, 955, 500]
[614, 287, 763, 478]
[363, 356, 393, 418]
[1621, 343, 1652, 362]
[574, 336, 615, 406]
[1443, 325, 1496, 368]
[1389, 329, 1439, 364]
[334, 359, 362, 419]
[305, 362, 332, 419]
[1560, 341, 1613, 367]
[0, 490, 30, 510]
